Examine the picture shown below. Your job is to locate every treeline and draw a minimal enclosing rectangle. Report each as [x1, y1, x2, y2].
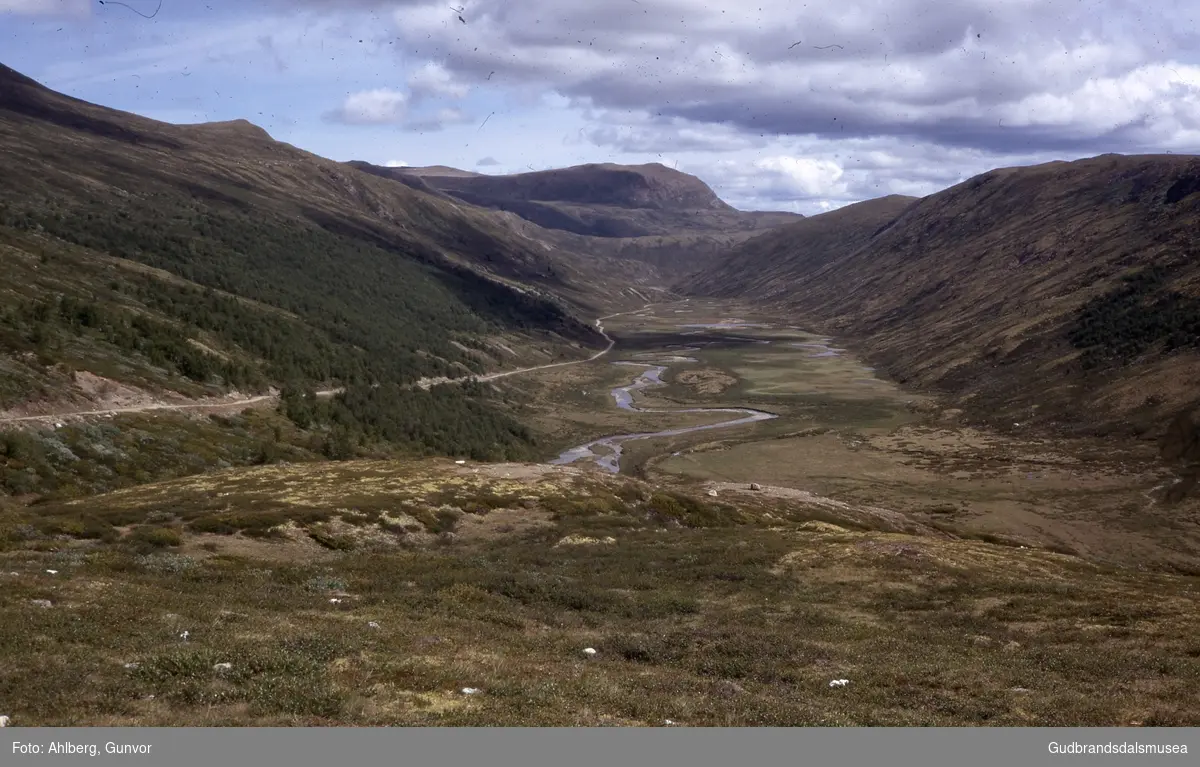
[1068, 265, 1200, 369]
[0, 294, 264, 390]
[280, 381, 538, 463]
[0, 194, 513, 386]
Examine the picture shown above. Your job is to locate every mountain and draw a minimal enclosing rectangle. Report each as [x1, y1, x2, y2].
[684, 195, 918, 297]
[685, 154, 1200, 442]
[0, 62, 630, 491]
[352, 161, 804, 274]
[399, 162, 736, 211]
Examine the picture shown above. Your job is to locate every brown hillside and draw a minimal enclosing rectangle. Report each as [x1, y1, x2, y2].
[684, 195, 918, 296]
[687, 155, 1200, 441]
[375, 161, 804, 273]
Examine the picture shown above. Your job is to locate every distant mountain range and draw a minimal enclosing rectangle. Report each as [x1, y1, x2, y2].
[349, 161, 803, 274]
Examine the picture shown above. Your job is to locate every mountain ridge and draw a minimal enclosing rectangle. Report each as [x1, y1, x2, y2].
[358, 160, 804, 273]
[686, 153, 1200, 445]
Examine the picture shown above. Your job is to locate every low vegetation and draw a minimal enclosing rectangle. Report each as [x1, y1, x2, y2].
[1068, 265, 1200, 368]
[0, 459, 1196, 726]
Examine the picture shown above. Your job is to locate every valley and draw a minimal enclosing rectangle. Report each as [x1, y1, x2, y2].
[1, 61, 1198, 729]
[4, 303, 1199, 726]
[508, 300, 1200, 573]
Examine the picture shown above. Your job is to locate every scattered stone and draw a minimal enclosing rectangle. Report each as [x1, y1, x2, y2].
[664, 719, 676, 726]
[707, 489, 719, 497]
[179, 631, 190, 642]
[1010, 687, 1031, 694]
[750, 483, 762, 491]
[0, 716, 10, 727]
[368, 621, 380, 629]
[213, 662, 233, 673]
[582, 647, 598, 658]
[455, 460, 466, 465]
[555, 534, 617, 547]
[123, 662, 140, 671]
[29, 599, 52, 609]
[45, 569, 58, 575]
[329, 598, 342, 604]
[828, 679, 850, 688]
[714, 681, 745, 698]
[461, 687, 480, 695]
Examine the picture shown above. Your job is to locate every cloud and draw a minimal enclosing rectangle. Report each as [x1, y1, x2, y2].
[385, 160, 410, 167]
[403, 107, 473, 132]
[407, 62, 469, 101]
[1, 0, 88, 15]
[476, 156, 500, 166]
[324, 88, 409, 125]
[366, 0, 1200, 158]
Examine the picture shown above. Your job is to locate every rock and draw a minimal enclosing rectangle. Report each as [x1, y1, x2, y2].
[582, 647, 598, 658]
[461, 687, 480, 695]
[179, 631, 190, 642]
[329, 598, 342, 604]
[714, 680, 745, 698]
[45, 569, 58, 575]
[750, 483, 763, 491]
[0, 715, 9, 727]
[29, 599, 52, 608]
[368, 621, 380, 629]
[828, 679, 850, 688]
[707, 489, 719, 497]
[213, 662, 233, 673]
[123, 662, 140, 670]
[455, 460, 466, 465]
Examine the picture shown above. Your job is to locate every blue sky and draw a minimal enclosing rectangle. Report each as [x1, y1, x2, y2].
[3, 0, 1198, 214]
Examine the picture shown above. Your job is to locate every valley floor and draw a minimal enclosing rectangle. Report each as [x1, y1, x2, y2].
[518, 299, 1200, 572]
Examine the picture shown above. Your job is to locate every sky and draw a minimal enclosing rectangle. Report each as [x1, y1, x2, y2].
[2, 0, 1199, 214]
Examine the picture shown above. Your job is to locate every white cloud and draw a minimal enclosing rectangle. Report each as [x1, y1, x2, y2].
[404, 107, 473, 132]
[753, 157, 849, 198]
[0, 0, 88, 15]
[407, 62, 469, 101]
[372, 0, 1200, 158]
[385, 159, 410, 167]
[325, 88, 409, 125]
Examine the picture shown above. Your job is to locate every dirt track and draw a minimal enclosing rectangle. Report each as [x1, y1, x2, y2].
[0, 308, 634, 427]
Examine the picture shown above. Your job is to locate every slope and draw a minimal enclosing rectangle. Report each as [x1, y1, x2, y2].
[684, 195, 918, 296]
[0, 62, 615, 392]
[0, 62, 622, 495]
[353, 161, 804, 275]
[686, 155, 1200, 445]
[2, 457, 1197, 726]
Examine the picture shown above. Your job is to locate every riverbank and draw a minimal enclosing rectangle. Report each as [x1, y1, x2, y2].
[510, 299, 1200, 572]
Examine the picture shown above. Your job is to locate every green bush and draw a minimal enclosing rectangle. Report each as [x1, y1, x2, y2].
[129, 525, 183, 548]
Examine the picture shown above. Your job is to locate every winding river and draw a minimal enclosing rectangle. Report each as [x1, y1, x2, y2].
[550, 360, 779, 473]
